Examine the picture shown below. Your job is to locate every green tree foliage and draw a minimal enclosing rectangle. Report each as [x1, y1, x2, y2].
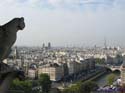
[116, 54, 123, 64]
[64, 84, 81, 93]
[62, 81, 98, 93]
[49, 88, 61, 93]
[10, 79, 32, 93]
[80, 81, 98, 93]
[10, 74, 51, 93]
[95, 58, 105, 65]
[39, 73, 51, 93]
[106, 74, 116, 85]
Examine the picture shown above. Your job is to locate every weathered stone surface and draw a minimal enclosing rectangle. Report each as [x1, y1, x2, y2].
[0, 17, 25, 93]
[0, 17, 25, 61]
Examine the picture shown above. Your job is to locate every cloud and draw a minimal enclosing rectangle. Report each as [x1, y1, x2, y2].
[0, 0, 125, 11]
[46, 0, 115, 6]
[40, 0, 125, 11]
[0, 0, 125, 47]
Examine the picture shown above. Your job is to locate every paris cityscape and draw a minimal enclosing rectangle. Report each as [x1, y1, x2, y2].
[0, 0, 125, 93]
[3, 43, 125, 93]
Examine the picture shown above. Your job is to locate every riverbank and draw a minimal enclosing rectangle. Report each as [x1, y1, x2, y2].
[95, 71, 120, 86]
[59, 67, 121, 93]
[60, 68, 107, 93]
[85, 70, 107, 82]
[66, 68, 120, 88]
[64, 68, 107, 88]
[55, 68, 106, 90]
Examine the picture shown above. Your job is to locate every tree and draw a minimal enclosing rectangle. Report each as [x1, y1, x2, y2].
[62, 81, 98, 93]
[68, 84, 81, 93]
[107, 74, 116, 85]
[116, 54, 123, 65]
[95, 58, 105, 65]
[80, 81, 98, 93]
[10, 79, 32, 93]
[39, 74, 51, 93]
[49, 88, 61, 93]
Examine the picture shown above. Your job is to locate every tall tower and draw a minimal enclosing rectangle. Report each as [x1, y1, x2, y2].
[42, 43, 45, 49]
[13, 46, 19, 65]
[104, 37, 107, 49]
[48, 42, 51, 49]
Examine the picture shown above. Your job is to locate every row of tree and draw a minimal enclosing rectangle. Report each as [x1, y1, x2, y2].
[10, 74, 51, 93]
[10, 73, 116, 93]
[62, 81, 98, 93]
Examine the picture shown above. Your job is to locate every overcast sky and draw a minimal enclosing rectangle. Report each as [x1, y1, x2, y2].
[0, 0, 125, 47]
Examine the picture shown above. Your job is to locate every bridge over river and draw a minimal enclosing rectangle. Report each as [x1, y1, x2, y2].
[97, 64, 122, 72]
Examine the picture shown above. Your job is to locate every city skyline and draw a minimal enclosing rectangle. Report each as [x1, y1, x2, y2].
[0, 0, 125, 47]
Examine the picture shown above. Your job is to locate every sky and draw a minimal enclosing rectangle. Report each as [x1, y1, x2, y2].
[0, 0, 125, 47]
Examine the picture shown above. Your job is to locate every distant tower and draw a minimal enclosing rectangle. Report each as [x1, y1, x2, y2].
[14, 46, 19, 65]
[14, 46, 19, 58]
[21, 56, 24, 69]
[48, 42, 51, 49]
[42, 43, 45, 48]
[104, 38, 107, 49]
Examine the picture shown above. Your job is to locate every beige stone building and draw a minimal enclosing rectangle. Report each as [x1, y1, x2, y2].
[28, 69, 38, 79]
[67, 58, 95, 75]
[38, 63, 64, 81]
[67, 61, 77, 75]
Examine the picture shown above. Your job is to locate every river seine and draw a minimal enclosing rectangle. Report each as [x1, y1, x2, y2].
[95, 71, 120, 86]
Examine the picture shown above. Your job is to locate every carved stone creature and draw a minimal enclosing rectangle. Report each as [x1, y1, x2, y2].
[0, 17, 25, 78]
[0, 17, 25, 93]
[0, 17, 25, 61]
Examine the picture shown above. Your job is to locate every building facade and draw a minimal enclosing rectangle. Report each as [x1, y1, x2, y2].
[38, 63, 63, 81]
